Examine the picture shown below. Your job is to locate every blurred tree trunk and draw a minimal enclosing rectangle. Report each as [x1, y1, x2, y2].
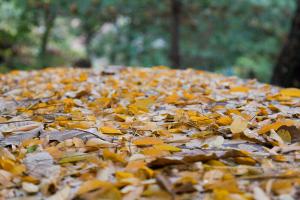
[39, 7, 56, 67]
[272, 0, 300, 87]
[84, 29, 94, 57]
[80, 24, 95, 68]
[170, 0, 182, 68]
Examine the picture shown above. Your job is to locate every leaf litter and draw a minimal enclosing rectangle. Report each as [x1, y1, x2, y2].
[0, 67, 300, 199]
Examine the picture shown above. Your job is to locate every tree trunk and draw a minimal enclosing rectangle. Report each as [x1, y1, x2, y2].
[85, 30, 94, 57]
[81, 23, 95, 68]
[39, 7, 56, 67]
[271, 0, 300, 88]
[170, 0, 181, 68]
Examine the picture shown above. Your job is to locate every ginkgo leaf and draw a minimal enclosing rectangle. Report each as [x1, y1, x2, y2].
[77, 179, 112, 195]
[142, 147, 168, 157]
[99, 126, 123, 134]
[189, 115, 213, 125]
[216, 116, 232, 126]
[59, 153, 93, 164]
[103, 149, 126, 163]
[234, 157, 256, 165]
[2, 66, 300, 199]
[115, 171, 134, 179]
[258, 120, 295, 134]
[154, 144, 181, 152]
[280, 88, 300, 97]
[165, 94, 179, 104]
[135, 98, 155, 109]
[133, 137, 164, 146]
[230, 86, 249, 93]
[230, 116, 248, 134]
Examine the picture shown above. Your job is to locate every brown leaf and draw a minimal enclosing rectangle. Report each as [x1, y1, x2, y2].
[147, 157, 184, 169]
[278, 125, 300, 143]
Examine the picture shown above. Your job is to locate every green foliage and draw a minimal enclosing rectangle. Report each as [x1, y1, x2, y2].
[0, 0, 296, 82]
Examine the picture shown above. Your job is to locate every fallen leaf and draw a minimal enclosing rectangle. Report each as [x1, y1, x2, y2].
[230, 86, 249, 93]
[103, 149, 126, 163]
[59, 152, 94, 164]
[277, 129, 292, 144]
[259, 120, 295, 134]
[133, 137, 164, 146]
[216, 116, 232, 126]
[77, 179, 112, 195]
[230, 116, 248, 134]
[100, 126, 123, 135]
[24, 151, 60, 179]
[153, 144, 181, 152]
[280, 88, 300, 97]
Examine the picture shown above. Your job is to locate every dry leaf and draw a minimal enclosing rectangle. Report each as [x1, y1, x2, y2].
[100, 126, 123, 135]
[277, 129, 292, 144]
[230, 116, 248, 134]
[259, 120, 295, 134]
[133, 137, 164, 146]
[77, 179, 111, 195]
[280, 88, 300, 97]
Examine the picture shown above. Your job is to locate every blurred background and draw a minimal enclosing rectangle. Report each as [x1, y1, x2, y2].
[0, 0, 298, 85]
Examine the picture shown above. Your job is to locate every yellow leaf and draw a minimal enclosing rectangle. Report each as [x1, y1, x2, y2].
[280, 88, 300, 97]
[259, 120, 294, 134]
[216, 116, 232, 126]
[45, 146, 64, 159]
[11, 164, 26, 175]
[271, 180, 293, 195]
[234, 157, 256, 166]
[168, 128, 184, 133]
[99, 97, 111, 106]
[139, 166, 154, 178]
[115, 171, 134, 180]
[142, 147, 167, 157]
[66, 121, 91, 129]
[21, 138, 43, 147]
[114, 106, 127, 114]
[230, 86, 249, 93]
[126, 160, 146, 171]
[0, 157, 14, 170]
[135, 98, 155, 110]
[133, 137, 163, 146]
[114, 114, 127, 122]
[230, 116, 248, 134]
[206, 160, 226, 166]
[0, 156, 25, 175]
[103, 149, 126, 163]
[62, 98, 74, 106]
[212, 189, 229, 200]
[100, 126, 123, 135]
[272, 155, 287, 162]
[165, 93, 179, 104]
[77, 179, 112, 195]
[154, 144, 181, 152]
[183, 91, 196, 100]
[128, 104, 140, 114]
[128, 98, 155, 114]
[78, 72, 88, 82]
[190, 115, 213, 125]
[59, 153, 92, 164]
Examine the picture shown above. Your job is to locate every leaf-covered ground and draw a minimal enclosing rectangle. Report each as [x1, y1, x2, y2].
[0, 67, 300, 200]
